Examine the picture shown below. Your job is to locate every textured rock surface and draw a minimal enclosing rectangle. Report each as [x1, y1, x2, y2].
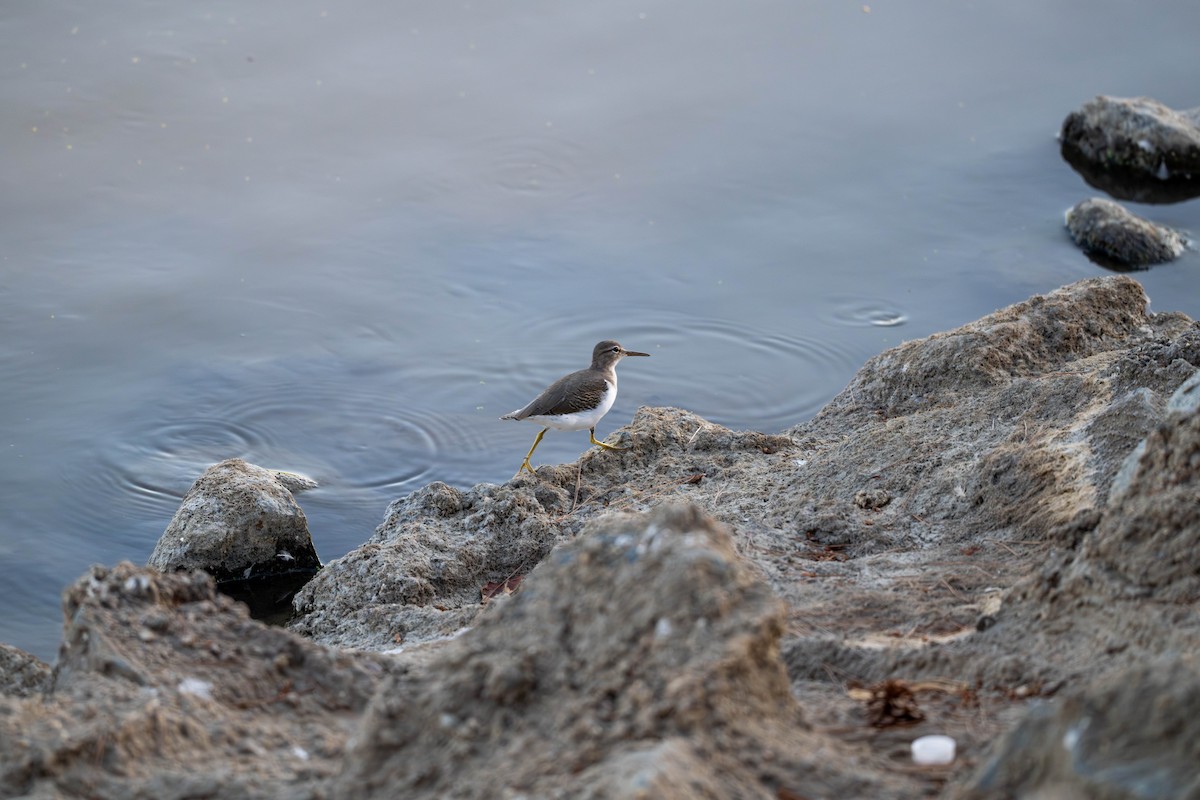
[334, 504, 915, 799]
[3, 276, 1199, 798]
[1061, 94, 1200, 202]
[0, 643, 49, 699]
[955, 657, 1200, 800]
[148, 458, 321, 583]
[0, 563, 388, 799]
[1065, 197, 1185, 269]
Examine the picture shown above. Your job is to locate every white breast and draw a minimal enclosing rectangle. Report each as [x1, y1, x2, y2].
[525, 379, 617, 432]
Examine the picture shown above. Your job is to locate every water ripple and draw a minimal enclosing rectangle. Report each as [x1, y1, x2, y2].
[61, 358, 494, 549]
[499, 312, 867, 433]
[469, 133, 589, 198]
[823, 297, 910, 328]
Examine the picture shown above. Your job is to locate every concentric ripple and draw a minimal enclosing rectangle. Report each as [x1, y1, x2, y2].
[401, 131, 594, 214]
[499, 312, 869, 433]
[468, 133, 590, 198]
[62, 356, 495, 558]
[823, 297, 910, 328]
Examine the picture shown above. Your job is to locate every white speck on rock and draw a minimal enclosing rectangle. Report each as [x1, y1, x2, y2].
[178, 677, 214, 700]
[911, 734, 956, 765]
[654, 617, 673, 640]
[1063, 717, 1089, 752]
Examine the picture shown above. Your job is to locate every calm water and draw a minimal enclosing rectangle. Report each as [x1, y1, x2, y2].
[3, 1, 1198, 660]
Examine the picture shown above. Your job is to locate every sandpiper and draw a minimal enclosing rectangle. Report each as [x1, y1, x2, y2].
[501, 340, 650, 475]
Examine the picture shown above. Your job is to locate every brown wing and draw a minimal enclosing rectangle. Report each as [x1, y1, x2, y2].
[507, 370, 610, 419]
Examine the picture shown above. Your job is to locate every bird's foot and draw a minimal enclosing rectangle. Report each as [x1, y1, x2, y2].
[590, 430, 629, 451]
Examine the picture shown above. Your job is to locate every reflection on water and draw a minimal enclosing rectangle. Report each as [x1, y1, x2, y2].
[3, 0, 1200, 660]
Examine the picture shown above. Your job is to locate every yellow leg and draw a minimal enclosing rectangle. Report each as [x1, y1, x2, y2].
[590, 427, 627, 452]
[516, 428, 549, 475]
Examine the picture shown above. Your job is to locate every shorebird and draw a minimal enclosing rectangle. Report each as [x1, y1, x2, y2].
[501, 340, 649, 475]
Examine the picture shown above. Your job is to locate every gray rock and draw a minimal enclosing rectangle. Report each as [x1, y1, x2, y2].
[1061, 95, 1200, 202]
[1166, 367, 1200, 414]
[955, 657, 1200, 800]
[0, 562, 389, 799]
[1065, 197, 1185, 269]
[0, 643, 49, 698]
[1063, 398, 1200, 602]
[149, 458, 321, 584]
[4, 275, 1200, 798]
[289, 424, 794, 651]
[331, 504, 916, 799]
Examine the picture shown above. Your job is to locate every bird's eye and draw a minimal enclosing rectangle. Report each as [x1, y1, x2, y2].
[611, 346, 620, 352]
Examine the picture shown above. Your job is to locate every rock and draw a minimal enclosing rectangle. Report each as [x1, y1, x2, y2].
[149, 458, 322, 617]
[4, 275, 1200, 798]
[0, 643, 49, 698]
[954, 657, 1200, 800]
[289, 424, 794, 651]
[1166, 367, 1200, 414]
[1060, 389, 1200, 602]
[1061, 95, 1200, 203]
[1065, 197, 1185, 269]
[0, 562, 388, 799]
[331, 504, 917, 799]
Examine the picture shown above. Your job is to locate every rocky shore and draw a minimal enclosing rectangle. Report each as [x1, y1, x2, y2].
[2, 275, 1198, 799]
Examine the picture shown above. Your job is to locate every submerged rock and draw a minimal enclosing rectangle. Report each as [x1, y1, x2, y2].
[1061, 95, 1200, 203]
[1065, 197, 1185, 269]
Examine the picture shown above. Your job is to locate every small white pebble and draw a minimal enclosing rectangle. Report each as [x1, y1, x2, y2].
[654, 617, 673, 640]
[291, 745, 310, 761]
[178, 677, 213, 700]
[911, 734, 956, 765]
